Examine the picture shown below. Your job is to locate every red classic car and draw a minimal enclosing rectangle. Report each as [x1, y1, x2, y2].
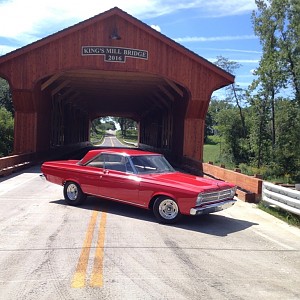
[41, 149, 237, 223]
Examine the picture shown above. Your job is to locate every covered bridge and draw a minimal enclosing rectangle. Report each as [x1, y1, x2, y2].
[0, 7, 234, 171]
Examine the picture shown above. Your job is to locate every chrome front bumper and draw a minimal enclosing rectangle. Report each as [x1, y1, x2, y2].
[39, 174, 46, 181]
[190, 199, 237, 215]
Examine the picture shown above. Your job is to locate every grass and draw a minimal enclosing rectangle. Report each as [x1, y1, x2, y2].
[116, 130, 138, 144]
[90, 132, 104, 145]
[258, 202, 300, 229]
[203, 143, 221, 163]
[203, 136, 222, 163]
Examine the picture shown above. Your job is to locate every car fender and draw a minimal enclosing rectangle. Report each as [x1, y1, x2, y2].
[148, 191, 178, 209]
[63, 177, 81, 187]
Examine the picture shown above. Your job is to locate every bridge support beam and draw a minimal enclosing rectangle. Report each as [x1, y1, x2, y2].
[12, 89, 48, 154]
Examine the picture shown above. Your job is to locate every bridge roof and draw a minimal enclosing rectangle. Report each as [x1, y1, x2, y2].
[0, 7, 234, 83]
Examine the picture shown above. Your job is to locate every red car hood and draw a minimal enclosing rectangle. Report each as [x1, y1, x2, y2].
[142, 172, 234, 193]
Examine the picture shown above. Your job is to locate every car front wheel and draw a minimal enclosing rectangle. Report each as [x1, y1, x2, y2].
[63, 181, 86, 206]
[153, 196, 181, 224]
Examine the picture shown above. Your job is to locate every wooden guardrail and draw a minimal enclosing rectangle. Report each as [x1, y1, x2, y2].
[202, 162, 263, 203]
[0, 142, 92, 177]
[0, 153, 36, 176]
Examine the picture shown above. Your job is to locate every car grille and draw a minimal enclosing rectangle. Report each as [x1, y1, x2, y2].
[201, 188, 234, 204]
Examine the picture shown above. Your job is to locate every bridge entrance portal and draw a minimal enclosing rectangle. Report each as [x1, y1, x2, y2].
[0, 7, 234, 171]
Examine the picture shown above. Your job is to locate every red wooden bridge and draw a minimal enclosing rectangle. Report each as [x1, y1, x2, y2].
[0, 7, 233, 174]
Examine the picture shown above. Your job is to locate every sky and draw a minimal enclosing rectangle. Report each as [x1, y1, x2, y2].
[0, 0, 261, 94]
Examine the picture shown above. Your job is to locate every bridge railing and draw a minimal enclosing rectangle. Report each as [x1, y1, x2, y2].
[262, 182, 300, 216]
[0, 142, 92, 177]
[202, 162, 263, 203]
[0, 153, 36, 176]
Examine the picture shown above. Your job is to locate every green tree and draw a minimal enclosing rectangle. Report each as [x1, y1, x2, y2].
[0, 78, 13, 114]
[247, 95, 272, 168]
[249, 0, 300, 173]
[116, 117, 136, 137]
[205, 98, 232, 141]
[214, 56, 248, 138]
[252, 0, 287, 148]
[252, 0, 300, 104]
[216, 107, 250, 165]
[0, 107, 14, 157]
[273, 99, 300, 181]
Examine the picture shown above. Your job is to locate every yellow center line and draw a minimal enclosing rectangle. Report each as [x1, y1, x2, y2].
[71, 210, 98, 288]
[90, 211, 107, 287]
[110, 137, 115, 147]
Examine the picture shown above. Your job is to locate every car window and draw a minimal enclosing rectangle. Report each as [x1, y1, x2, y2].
[102, 154, 125, 172]
[130, 155, 175, 174]
[86, 154, 104, 168]
[124, 157, 134, 173]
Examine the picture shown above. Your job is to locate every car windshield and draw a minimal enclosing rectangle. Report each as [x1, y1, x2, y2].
[130, 155, 175, 174]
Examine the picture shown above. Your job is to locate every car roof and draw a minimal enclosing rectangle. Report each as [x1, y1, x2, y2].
[80, 148, 160, 165]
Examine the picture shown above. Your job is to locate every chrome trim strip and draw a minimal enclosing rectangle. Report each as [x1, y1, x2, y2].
[97, 194, 146, 208]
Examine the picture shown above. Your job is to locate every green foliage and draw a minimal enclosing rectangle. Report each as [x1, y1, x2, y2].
[0, 107, 14, 157]
[215, 106, 251, 165]
[116, 129, 138, 143]
[252, 0, 300, 103]
[0, 78, 13, 115]
[0, 78, 14, 156]
[273, 100, 300, 181]
[116, 117, 136, 137]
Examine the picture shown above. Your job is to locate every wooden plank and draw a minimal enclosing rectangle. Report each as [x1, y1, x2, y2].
[157, 84, 175, 101]
[51, 80, 71, 96]
[164, 78, 184, 97]
[152, 91, 170, 108]
[41, 73, 63, 90]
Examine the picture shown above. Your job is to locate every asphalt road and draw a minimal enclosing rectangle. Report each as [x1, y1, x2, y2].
[98, 134, 131, 148]
[0, 165, 300, 300]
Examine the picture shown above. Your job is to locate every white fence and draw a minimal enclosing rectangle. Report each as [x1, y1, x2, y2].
[262, 182, 300, 216]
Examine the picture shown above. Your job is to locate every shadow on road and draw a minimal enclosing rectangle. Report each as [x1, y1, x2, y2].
[50, 196, 257, 237]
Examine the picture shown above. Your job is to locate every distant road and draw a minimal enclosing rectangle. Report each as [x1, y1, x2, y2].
[97, 133, 130, 147]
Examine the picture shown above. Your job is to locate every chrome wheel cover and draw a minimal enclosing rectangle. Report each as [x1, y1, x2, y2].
[67, 183, 78, 201]
[158, 199, 179, 220]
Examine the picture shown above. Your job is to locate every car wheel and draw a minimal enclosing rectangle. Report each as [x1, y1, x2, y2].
[153, 196, 181, 224]
[63, 181, 86, 206]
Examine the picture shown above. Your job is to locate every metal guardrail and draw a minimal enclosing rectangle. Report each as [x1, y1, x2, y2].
[262, 181, 300, 216]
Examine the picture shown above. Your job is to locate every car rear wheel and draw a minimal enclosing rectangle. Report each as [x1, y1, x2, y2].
[63, 181, 86, 206]
[153, 196, 181, 224]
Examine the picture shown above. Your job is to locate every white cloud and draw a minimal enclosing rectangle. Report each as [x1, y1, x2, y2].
[174, 35, 257, 43]
[0, 45, 18, 55]
[201, 0, 256, 17]
[233, 59, 260, 64]
[0, 0, 257, 42]
[197, 47, 262, 54]
[150, 25, 161, 32]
